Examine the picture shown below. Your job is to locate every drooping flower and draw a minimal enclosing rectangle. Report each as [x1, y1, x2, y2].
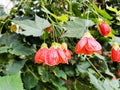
[34, 42, 72, 66]
[45, 42, 71, 66]
[111, 43, 120, 62]
[34, 43, 48, 64]
[98, 22, 111, 36]
[75, 32, 102, 55]
[45, 46, 60, 66]
[61, 42, 72, 59]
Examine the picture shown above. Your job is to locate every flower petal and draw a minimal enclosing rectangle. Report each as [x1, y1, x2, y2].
[75, 37, 87, 54]
[57, 48, 68, 64]
[34, 48, 48, 64]
[111, 48, 120, 62]
[86, 37, 102, 51]
[45, 47, 59, 66]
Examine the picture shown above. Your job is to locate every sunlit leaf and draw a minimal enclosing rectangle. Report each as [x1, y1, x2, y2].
[88, 73, 104, 90]
[93, 3, 113, 20]
[62, 18, 94, 38]
[0, 73, 24, 90]
[107, 7, 118, 13]
[13, 15, 50, 37]
[110, 36, 120, 45]
[58, 14, 68, 22]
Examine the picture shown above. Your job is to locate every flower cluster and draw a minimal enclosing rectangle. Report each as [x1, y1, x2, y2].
[111, 43, 120, 62]
[75, 32, 102, 55]
[34, 42, 72, 66]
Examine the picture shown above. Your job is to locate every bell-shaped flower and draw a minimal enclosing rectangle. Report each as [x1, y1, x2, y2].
[98, 22, 111, 36]
[61, 42, 72, 59]
[45, 46, 60, 66]
[75, 32, 102, 55]
[34, 43, 48, 64]
[111, 43, 120, 62]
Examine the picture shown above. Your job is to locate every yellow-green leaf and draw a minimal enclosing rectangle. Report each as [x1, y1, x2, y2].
[107, 7, 118, 13]
[58, 14, 68, 22]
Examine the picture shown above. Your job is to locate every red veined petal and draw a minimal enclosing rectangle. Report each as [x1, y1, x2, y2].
[75, 37, 87, 54]
[63, 49, 72, 59]
[57, 47, 68, 64]
[86, 37, 102, 51]
[34, 48, 48, 64]
[45, 47, 59, 66]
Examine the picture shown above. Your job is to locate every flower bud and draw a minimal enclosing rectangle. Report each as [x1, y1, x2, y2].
[98, 22, 111, 36]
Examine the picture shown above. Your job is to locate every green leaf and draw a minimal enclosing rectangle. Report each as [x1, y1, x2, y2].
[62, 18, 94, 38]
[110, 36, 120, 45]
[38, 66, 50, 82]
[35, 15, 50, 29]
[94, 53, 114, 77]
[50, 76, 65, 89]
[0, 73, 24, 90]
[103, 79, 113, 90]
[103, 79, 120, 90]
[107, 7, 118, 13]
[0, 33, 33, 56]
[13, 15, 50, 37]
[0, 6, 6, 17]
[53, 67, 67, 80]
[23, 71, 38, 90]
[58, 86, 67, 90]
[93, 3, 113, 20]
[88, 73, 104, 90]
[9, 41, 33, 56]
[3, 60, 26, 75]
[77, 61, 90, 73]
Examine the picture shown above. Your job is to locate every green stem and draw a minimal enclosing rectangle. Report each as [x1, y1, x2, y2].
[26, 64, 39, 80]
[86, 57, 105, 79]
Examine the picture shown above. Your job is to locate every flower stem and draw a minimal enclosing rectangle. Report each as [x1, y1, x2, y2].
[86, 57, 105, 79]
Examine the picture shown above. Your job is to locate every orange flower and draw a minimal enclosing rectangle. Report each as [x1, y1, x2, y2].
[34, 42, 72, 66]
[98, 22, 111, 36]
[57, 47, 68, 64]
[45, 46, 60, 66]
[34, 43, 48, 64]
[111, 43, 120, 62]
[61, 42, 72, 59]
[75, 32, 102, 55]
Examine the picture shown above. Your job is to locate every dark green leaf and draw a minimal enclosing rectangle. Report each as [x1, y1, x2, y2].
[51, 77, 65, 89]
[3, 60, 26, 75]
[94, 53, 114, 77]
[0, 73, 24, 90]
[38, 66, 50, 82]
[23, 71, 38, 90]
[0, 33, 33, 56]
[77, 61, 90, 73]
[53, 67, 67, 80]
